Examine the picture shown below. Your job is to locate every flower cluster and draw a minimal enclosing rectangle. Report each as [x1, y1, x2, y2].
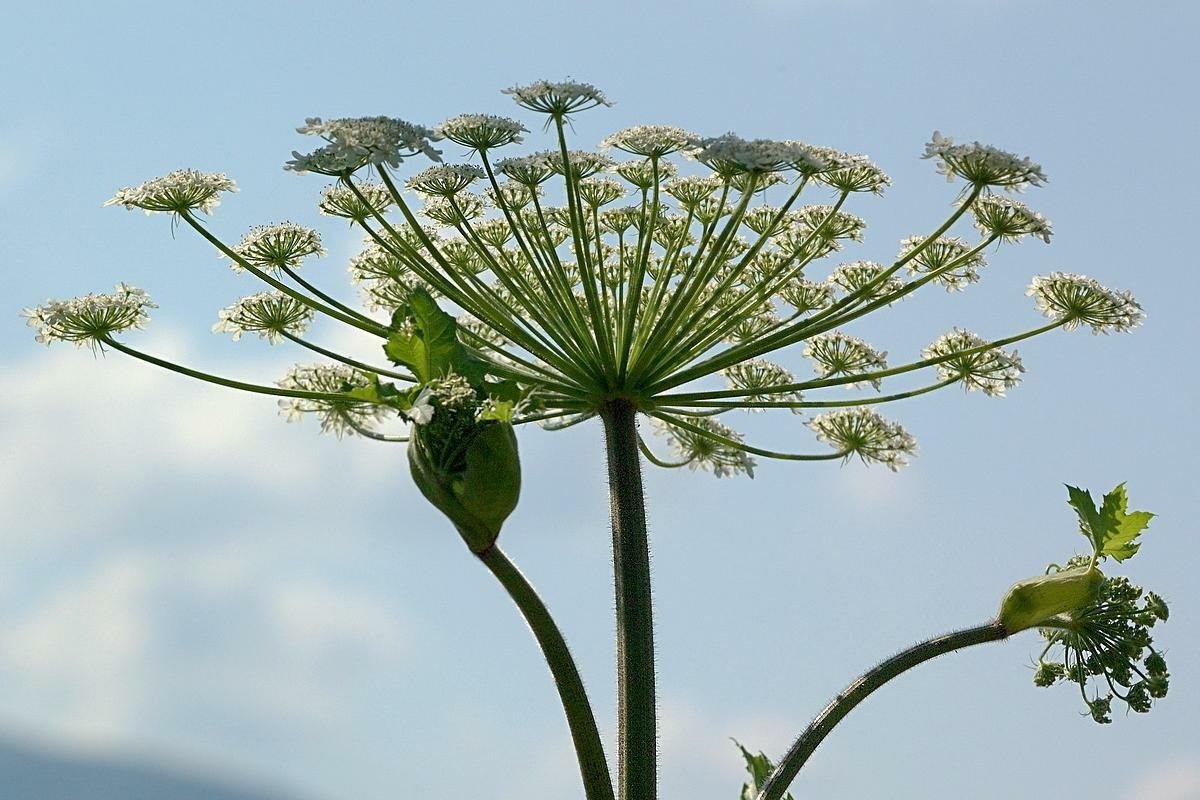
[651, 417, 757, 478]
[899, 235, 986, 291]
[104, 169, 236, 215]
[1027, 273, 1145, 333]
[924, 131, 1048, 191]
[277, 364, 389, 437]
[23, 283, 155, 347]
[286, 116, 443, 174]
[229, 222, 324, 273]
[923, 329, 1024, 396]
[502, 79, 612, 115]
[971, 195, 1053, 243]
[212, 291, 314, 343]
[437, 113, 527, 151]
[808, 407, 917, 470]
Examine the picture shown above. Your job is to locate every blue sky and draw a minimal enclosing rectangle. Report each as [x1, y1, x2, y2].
[3, 1, 1199, 798]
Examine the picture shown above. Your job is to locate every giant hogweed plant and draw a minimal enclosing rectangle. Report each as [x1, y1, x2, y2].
[26, 80, 1169, 799]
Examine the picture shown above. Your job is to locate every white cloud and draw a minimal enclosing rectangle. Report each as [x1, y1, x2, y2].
[1125, 759, 1200, 800]
[0, 335, 399, 547]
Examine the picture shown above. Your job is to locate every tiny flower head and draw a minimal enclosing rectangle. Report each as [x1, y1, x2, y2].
[650, 416, 757, 478]
[600, 125, 698, 158]
[406, 164, 487, 197]
[23, 283, 156, 348]
[318, 181, 395, 222]
[777, 279, 834, 314]
[104, 169, 237, 215]
[212, 291, 314, 344]
[539, 149, 614, 179]
[495, 153, 557, 186]
[722, 359, 803, 412]
[437, 113, 527, 150]
[276, 363, 389, 438]
[664, 175, 721, 209]
[615, 158, 677, 190]
[808, 408, 916, 470]
[923, 132, 1047, 191]
[690, 134, 797, 177]
[286, 116, 442, 175]
[899, 235, 986, 291]
[1027, 273, 1144, 333]
[503, 79, 612, 116]
[826, 261, 904, 303]
[971, 195, 1053, 243]
[819, 153, 891, 195]
[577, 177, 627, 209]
[229, 222, 324, 273]
[803, 331, 888, 388]
[923, 328, 1024, 396]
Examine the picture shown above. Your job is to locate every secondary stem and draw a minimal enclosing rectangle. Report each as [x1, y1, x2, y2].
[476, 545, 614, 800]
[600, 399, 657, 800]
[758, 620, 1009, 800]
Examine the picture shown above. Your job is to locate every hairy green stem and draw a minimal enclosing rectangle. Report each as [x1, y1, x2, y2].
[758, 620, 1009, 800]
[476, 545, 614, 800]
[601, 399, 657, 800]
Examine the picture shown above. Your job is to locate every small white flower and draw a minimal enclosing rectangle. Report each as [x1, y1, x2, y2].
[286, 116, 442, 175]
[650, 417, 757, 478]
[722, 359, 803, 412]
[406, 164, 487, 196]
[898, 235, 986, 291]
[213, 291, 315, 344]
[1027, 273, 1144, 334]
[229, 222, 324, 273]
[104, 169, 237, 215]
[503, 79, 612, 115]
[600, 125, 698, 158]
[23, 283, 156, 347]
[971, 195, 1053, 243]
[923, 131, 1047, 191]
[437, 113, 527, 150]
[319, 181, 395, 221]
[826, 260, 905, 303]
[923, 328, 1024, 396]
[276, 363, 388, 438]
[809, 407, 916, 471]
[804, 332, 888, 388]
[404, 388, 435, 425]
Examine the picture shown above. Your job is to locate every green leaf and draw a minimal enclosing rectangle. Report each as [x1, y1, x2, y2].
[733, 739, 793, 800]
[1096, 483, 1155, 562]
[343, 375, 412, 411]
[1066, 483, 1155, 562]
[384, 290, 461, 382]
[384, 289, 492, 387]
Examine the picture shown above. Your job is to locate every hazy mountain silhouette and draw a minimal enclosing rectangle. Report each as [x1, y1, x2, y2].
[0, 735, 311, 800]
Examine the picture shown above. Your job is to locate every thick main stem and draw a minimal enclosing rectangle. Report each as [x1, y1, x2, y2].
[601, 399, 657, 800]
[758, 620, 1009, 800]
[477, 545, 615, 800]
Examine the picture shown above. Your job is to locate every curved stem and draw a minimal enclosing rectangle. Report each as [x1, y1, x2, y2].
[99, 336, 360, 403]
[477, 545, 615, 800]
[636, 435, 695, 469]
[650, 411, 849, 462]
[758, 620, 1008, 800]
[279, 264, 380, 329]
[600, 399, 657, 800]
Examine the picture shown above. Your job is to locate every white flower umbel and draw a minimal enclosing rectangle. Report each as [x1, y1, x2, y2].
[1027, 273, 1145, 333]
[229, 222, 324, 273]
[577, 177, 627, 209]
[971, 195, 1053, 243]
[651, 417, 757, 478]
[820, 154, 891, 195]
[722, 359, 803, 412]
[614, 158, 677, 189]
[276, 363, 389, 437]
[691, 134, 799, 177]
[923, 131, 1047, 191]
[286, 116, 442, 175]
[503, 79, 612, 116]
[808, 407, 916, 471]
[804, 332, 889, 388]
[104, 169, 237, 215]
[923, 328, 1024, 396]
[826, 261, 905, 303]
[213, 291, 315, 344]
[601, 125, 698, 158]
[899, 235, 987, 291]
[319, 181, 395, 222]
[437, 114, 527, 151]
[777, 279, 835, 314]
[406, 164, 487, 197]
[24, 283, 156, 347]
